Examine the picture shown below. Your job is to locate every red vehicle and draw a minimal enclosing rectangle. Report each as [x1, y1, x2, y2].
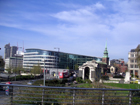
[59, 70, 69, 79]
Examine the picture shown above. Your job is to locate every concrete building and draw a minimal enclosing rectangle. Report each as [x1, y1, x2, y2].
[5, 51, 24, 70]
[128, 44, 140, 77]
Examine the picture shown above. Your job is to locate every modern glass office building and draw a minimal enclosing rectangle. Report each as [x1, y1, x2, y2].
[23, 48, 102, 70]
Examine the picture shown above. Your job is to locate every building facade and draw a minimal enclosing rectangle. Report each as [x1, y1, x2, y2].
[5, 56, 23, 70]
[5, 51, 24, 70]
[23, 48, 102, 70]
[4, 43, 18, 59]
[128, 44, 140, 77]
[4, 43, 11, 59]
[10, 46, 18, 58]
[110, 59, 127, 73]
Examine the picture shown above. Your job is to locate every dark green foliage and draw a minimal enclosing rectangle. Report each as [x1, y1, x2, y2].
[136, 46, 140, 69]
[84, 79, 92, 83]
[9, 75, 41, 81]
[76, 77, 85, 83]
[113, 75, 124, 78]
[33, 79, 68, 87]
[101, 75, 109, 80]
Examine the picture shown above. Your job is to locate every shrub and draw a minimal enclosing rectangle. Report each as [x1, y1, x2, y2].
[76, 77, 84, 83]
[101, 75, 109, 80]
[85, 79, 92, 83]
[113, 75, 124, 78]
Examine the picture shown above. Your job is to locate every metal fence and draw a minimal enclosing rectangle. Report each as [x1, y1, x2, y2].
[0, 83, 140, 105]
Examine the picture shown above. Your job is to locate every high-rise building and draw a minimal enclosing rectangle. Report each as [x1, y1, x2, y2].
[4, 44, 18, 59]
[10, 46, 18, 58]
[128, 44, 140, 77]
[4, 43, 11, 59]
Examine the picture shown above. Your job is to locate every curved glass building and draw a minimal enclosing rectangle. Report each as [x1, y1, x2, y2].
[23, 48, 102, 70]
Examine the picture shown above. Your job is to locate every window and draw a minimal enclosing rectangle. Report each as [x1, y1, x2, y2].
[130, 65, 134, 68]
[130, 70, 133, 74]
[135, 70, 138, 76]
[131, 54, 134, 57]
[135, 65, 138, 68]
[131, 60, 134, 63]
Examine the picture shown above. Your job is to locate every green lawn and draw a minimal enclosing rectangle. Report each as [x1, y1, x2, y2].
[104, 83, 140, 89]
[77, 83, 93, 88]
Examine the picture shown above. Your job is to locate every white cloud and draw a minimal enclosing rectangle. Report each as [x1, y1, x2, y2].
[94, 2, 105, 10]
[0, 0, 140, 61]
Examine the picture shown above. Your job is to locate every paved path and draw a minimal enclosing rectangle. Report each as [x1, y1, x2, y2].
[0, 90, 11, 105]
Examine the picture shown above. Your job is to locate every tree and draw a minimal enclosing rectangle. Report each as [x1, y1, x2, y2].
[13, 66, 25, 75]
[136, 45, 140, 68]
[31, 63, 42, 77]
[6, 67, 13, 80]
[0, 56, 5, 70]
[74, 64, 79, 70]
[66, 66, 69, 69]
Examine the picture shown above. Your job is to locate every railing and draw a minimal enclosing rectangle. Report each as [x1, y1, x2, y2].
[0, 83, 140, 105]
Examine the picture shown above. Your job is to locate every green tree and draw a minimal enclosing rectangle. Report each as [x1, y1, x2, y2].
[74, 64, 79, 70]
[6, 67, 13, 80]
[66, 66, 69, 69]
[0, 56, 5, 70]
[31, 63, 42, 77]
[136, 45, 140, 68]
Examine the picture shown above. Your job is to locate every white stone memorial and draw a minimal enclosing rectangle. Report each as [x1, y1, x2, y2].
[124, 72, 130, 84]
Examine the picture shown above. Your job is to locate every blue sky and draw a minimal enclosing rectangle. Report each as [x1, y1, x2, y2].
[0, 0, 140, 62]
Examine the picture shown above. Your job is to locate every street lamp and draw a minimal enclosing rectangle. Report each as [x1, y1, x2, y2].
[54, 47, 60, 79]
[42, 59, 46, 86]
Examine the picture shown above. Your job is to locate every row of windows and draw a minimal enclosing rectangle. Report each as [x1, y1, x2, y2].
[24, 60, 57, 62]
[24, 56, 57, 59]
[130, 64, 139, 68]
[130, 59, 137, 63]
[130, 70, 138, 75]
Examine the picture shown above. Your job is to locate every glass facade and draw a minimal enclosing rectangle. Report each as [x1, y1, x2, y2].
[23, 49, 102, 70]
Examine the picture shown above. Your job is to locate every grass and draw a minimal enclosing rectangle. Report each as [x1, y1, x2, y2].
[77, 83, 93, 88]
[104, 83, 140, 89]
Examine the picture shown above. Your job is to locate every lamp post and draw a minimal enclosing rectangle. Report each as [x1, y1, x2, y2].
[54, 47, 60, 79]
[42, 59, 46, 86]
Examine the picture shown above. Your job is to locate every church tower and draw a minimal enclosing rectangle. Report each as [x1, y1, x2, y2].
[102, 42, 109, 66]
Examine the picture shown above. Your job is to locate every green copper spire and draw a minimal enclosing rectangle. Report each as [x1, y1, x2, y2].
[103, 41, 108, 58]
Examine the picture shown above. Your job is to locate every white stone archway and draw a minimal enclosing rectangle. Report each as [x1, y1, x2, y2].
[79, 60, 101, 82]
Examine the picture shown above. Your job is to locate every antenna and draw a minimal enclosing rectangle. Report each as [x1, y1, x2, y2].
[23, 41, 24, 52]
[17, 42, 18, 51]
